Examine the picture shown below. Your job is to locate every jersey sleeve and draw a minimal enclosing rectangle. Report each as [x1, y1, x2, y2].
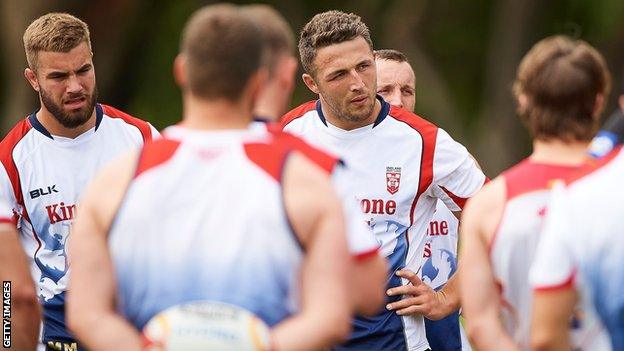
[529, 183, 577, 291]
[331, 162, 380, 259]
[430, 128, 486, 211]
[0, 164, 19, 226]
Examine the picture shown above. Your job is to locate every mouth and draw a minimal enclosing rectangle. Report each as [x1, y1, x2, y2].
[350, 95, 369, 106]
[63, 96, 87, 109]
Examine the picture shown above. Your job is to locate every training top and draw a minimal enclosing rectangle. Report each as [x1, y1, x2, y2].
[531, 149, 624, 350]
[0, 104, 157, 346]
[281, 97, 486, 351]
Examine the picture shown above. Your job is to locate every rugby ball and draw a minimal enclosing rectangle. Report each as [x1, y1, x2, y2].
[142, 301, 272, 351]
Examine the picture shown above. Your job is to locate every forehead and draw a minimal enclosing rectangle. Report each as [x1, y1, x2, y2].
[376, 59, 415, 86]
[36, 42, 92, 72]
[313, 37, 373, 74]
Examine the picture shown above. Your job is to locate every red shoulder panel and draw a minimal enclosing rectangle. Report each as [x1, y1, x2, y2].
[243, 140, 291, 183]
[565, 145, 622, 186]
[0, 118, 33, 206]
[134, 139, 181, 178]
[279, 100, 316, 130]
[101, 104, 153, 143]
[389, 106, 439, 225]
[503, 159, 578, 201]
[266, 124, 340, 174]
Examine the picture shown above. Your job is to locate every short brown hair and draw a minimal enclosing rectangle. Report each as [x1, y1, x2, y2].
[513, 35, 611, 142]
[299, 10, 373, 76]
[374, 49, 408, 63]
[242, 5, 294, 77]
[181, 4, 264, 101]
[23, 13, 91, 70]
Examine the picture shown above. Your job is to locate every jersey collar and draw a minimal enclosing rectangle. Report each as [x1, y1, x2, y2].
[316, 95, 390, 129]
[28, 103, 104, 139]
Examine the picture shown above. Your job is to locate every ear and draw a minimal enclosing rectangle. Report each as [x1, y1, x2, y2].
[517, 93, 528, 113]
[276, 56, 298, 91]
[302, 73, 320, 95]
[247, 67, 269, 104]
[173, 54, 187, 89]
[592, 93, 605, 117]
[618, 95, 624, 111]
[24, 68, 40, 92]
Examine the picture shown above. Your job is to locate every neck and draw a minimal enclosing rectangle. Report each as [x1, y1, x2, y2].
[179, 94, 252, 131]
[321, 97, 381, 131]
[530, 139, 590, 165]
[37, 104, 96, 139]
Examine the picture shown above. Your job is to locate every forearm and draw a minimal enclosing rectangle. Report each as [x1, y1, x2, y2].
[70, 312, 142, 351]
[438, 269, 461, 317]
[271, 312, 349, 351]
[11, 292, 40, 351]
[467, 316, 519, 351]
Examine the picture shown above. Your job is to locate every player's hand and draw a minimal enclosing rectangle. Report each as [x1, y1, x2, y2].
[385, 269, 449, 320]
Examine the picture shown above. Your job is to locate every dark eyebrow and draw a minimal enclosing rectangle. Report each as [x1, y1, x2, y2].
[46, 71, 69, 79]
[77, 64, 92, 72]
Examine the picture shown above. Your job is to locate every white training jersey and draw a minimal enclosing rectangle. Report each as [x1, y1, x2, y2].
[422, 201, 459, 290]
[491, 159, 609, 350]
[531, 148, 624, 350]
[0, 103, 158, 346]
[281, 98, 486, 351]
[110, 126, 356, 330]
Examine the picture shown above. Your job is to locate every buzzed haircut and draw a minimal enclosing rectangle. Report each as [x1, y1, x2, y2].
[242, 4, 294, 76]
[180, 4, 264, 102]
[299, 10, 373, 76]
[374, 49, 408, 63]
[513, 35, 611, 142]
[23, 13, 91, 70]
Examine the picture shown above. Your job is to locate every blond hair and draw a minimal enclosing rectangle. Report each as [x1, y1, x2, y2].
[23, 13, 91, 69]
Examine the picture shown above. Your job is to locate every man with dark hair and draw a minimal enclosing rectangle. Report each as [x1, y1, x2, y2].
[282, 10, 486, 350]
[68, 4, 353, 350]
[0, 12, 158, 350]
[376, 48, 473, 351]
[460, 35, 611, 351]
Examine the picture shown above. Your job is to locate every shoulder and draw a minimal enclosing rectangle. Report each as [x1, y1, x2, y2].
[279, 100, 317, 129]
[386, 105, 438, 135]
[0, 118, 35, 159]
[99, 103, 155, 142]
[565, 146, 623, 187]
[461, 176, 506, 240]
[134, 139, 182, 179]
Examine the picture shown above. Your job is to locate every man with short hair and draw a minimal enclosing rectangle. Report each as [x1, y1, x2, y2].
[0, 12, 158, 350]
[68, 5, 353, 350]
[376, 48, 472, 351]
[460, 35, 611, 351]
[282, 10, 486, 350]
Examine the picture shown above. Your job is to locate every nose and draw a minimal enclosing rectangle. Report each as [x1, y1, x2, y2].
[348, 70, 365, 92]
[387, 88, 403, 108]
[66, 75, 82, 94]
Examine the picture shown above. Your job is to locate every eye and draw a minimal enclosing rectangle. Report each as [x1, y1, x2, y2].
[77, 66, 92, 75]
[377, 88, 389, 94]
[402, 89, 415, 96]
[357, 62, 371, 71]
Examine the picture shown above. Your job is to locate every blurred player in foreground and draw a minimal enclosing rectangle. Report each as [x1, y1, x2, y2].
[68, 4, 353, 350]
[460, 35, 611, 350]
[530, 145, 624, 350]
[376, 48, 472, 350]
[282, 10, 486, 350]
[0, 204, 39, 351]
[0, 13, 157, 350]
[242, 4, 387, 316]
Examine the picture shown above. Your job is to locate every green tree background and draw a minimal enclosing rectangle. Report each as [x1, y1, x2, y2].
[1, 0, 623, 175]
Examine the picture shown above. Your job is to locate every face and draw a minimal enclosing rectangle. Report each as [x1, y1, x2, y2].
[26, 42, 97, 129]
[303, 37, 377, 123]
[376, 59, 415, 111]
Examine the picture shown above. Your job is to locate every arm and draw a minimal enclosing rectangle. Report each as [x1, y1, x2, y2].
[531, 289, 577, 351]
[271, 153, 352, 351]
[458, 178, 518, 350]
[0, 224, 40, 351]
[67, 151, 143, 351]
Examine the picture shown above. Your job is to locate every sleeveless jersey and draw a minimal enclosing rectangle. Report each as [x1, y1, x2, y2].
[281, 98, 486, 351]
[531, 148, 624, 350]
[491, 159, 609, 350]
[0, 103, 157, 347]
[110, 127, 320, 329]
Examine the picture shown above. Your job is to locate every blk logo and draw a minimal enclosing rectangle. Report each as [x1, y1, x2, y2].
[30, 185, 58, 199]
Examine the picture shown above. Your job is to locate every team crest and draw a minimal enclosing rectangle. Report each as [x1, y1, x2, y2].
[386, 166, 402, 195]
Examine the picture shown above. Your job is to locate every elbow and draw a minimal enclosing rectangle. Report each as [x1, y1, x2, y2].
[12, 285, 38, 309]
[319, 307, 352, 344]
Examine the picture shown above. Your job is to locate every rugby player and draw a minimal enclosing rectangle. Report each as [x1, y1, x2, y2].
[0, 206, 39, 351]
[68, 5, 353, 350]
[241, 4, 387, 316]
[0, 13, 158, 350]
[459, 35, 611, 350]
[376, 48, 472, 350]
[282, 11, 486, 350]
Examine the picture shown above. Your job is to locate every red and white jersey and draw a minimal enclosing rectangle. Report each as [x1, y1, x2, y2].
[421, 201, 459, 290]
[531, 150, 624, 350]
[281, 98, 485, 351]
[110, 126, 330, 329]
[0, 104, 157, 343]
[491, 159, 609, 350]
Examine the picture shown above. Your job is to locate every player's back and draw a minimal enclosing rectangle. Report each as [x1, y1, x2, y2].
[109, 127, 302, 330]
[491, 159, 606, 349]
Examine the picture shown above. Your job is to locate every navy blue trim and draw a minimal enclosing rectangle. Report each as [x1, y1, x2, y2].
[315, 95, 389, 128]
[28, 111, 53, 139]
[94, 103, 103, 130]
[252, 116, 270, 124]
